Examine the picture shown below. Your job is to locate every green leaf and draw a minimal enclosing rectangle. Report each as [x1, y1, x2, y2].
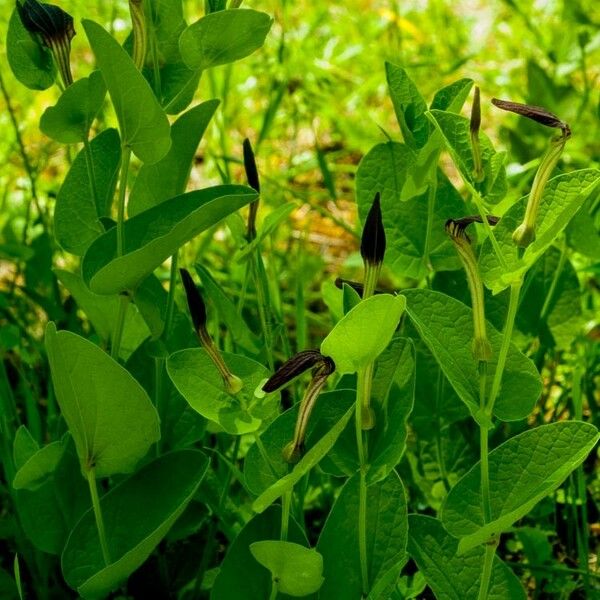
[356, 145, 465, 278]
[567, 192, 600, 259]
[403, 289, 541, 423]
[45, 323, 160, 477]
[6, 8, 55, 91]
[385, 62, 429, 149]
[407, 515, 526, 600]
[321, 294, 406, 374]
[13, 438, 66, 491]
[15, 438, 89, 555]
[441, 421, 599, 554]
[516, 247, 582, 349]
[82, 19, 171, 164]
[13, 425, 39, 470]
[39, 71, 106, 143]
[427, 109, 507, 203]
[62, 450, 208, 598]
[179, 9, 272, 71]
[252, 404, 355, 513]
[81, 185, 257, 294]
[368, 338, 415, 484]
[166, 348, 275, 435]
[128, 100, 220, 216]
[317, 471, 408, 599]
[211, 506, 312, 600]
[250, 541, 324, 597]
[55, 269, 150, 359]
[479, 169, 600, 294]
[54, 128, 121, 256]
[430, 78, 474, 112]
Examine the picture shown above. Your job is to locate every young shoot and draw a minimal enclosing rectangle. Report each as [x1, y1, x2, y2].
[180, 268, 243, 394]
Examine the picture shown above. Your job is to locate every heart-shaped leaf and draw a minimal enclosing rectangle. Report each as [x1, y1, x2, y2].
[54, 128, 121, 256]
[179, 9, 272, 71]
[441, 421, 599, 554]
[408, 515, 525, 599]
[128, 99, 220, 216]
[317, 471, 408, 599]
[167, 348, 275, 435]
[320, 294, 406, 374]
[403, 289, 541, 423]
[61, 450, 208, 598]
[81, 185, 257, 294]
[479, 169, 600, 294]
[45, 323, 160, 477]
[40, 71, 106, 143]
[250, 541, 324, 597]
[83, 19, 171, 164]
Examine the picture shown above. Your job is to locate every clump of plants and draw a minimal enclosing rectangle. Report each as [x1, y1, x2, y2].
[1, 1, 599, 599]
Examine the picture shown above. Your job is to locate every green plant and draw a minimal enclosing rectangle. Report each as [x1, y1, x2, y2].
[1, 1, 600, 599]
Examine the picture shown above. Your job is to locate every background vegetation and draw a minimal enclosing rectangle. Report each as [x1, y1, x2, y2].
[1, 1, 599, 598]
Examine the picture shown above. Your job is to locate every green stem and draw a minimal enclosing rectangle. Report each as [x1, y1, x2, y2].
[281, 491, 292, 542]
[251, 252, 275, 370]
[422, 171, 438, 273]
[486, 279, 522, 415]
[358, 469, 369, 598]
[163, 251, 179, 340]
[477, 539, 498, 600]
[539, 237, 567, 323]
[111, 294, 130, 360]
[116, 147, 132, 258]
[479, 361, 491, 524]
[86, 468, 111, 566]
[354, 378, 369, 597]
[83, 135, 99, 213]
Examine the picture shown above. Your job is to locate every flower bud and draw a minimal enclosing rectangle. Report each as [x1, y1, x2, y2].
[470, 86, 484, 183]
[17, 0, 75, 87]
[491, 98, 571, 137]
[278, 357, 335, 464]
[128, 0, 147, 71]
[446, 216, 499, 362]
[243, 138, 260, 241]
[179, 268, 243, 394]
[360, 192, 386, 268]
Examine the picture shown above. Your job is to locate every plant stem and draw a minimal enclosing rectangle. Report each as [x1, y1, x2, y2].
[281, 490, 292, 542]
[86, 468, 111, 566]
[486, 278, 522, 415]
[116, 147, 132, 258]
[358, 469, 369, 598]
[83, 135, 99, 212]
[355, 371, 369, 597]
[477, 538, 498, 600]
[110, 294, 130, 360]
[539, 237, 567, 323]
[163, 251, 179, 340]
[478, 361, 492, 524]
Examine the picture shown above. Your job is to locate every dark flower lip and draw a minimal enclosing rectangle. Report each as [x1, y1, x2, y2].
[491, 98, 570, 136]
[360, 192, 386, 266]
[262, 350, 335, 393]
[17, 0, 75, 46]
[179, 268, 207, 334]
[445, 215, 499, 242]
[243, 138, 260, 193]
[470, 86, 481, 135]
